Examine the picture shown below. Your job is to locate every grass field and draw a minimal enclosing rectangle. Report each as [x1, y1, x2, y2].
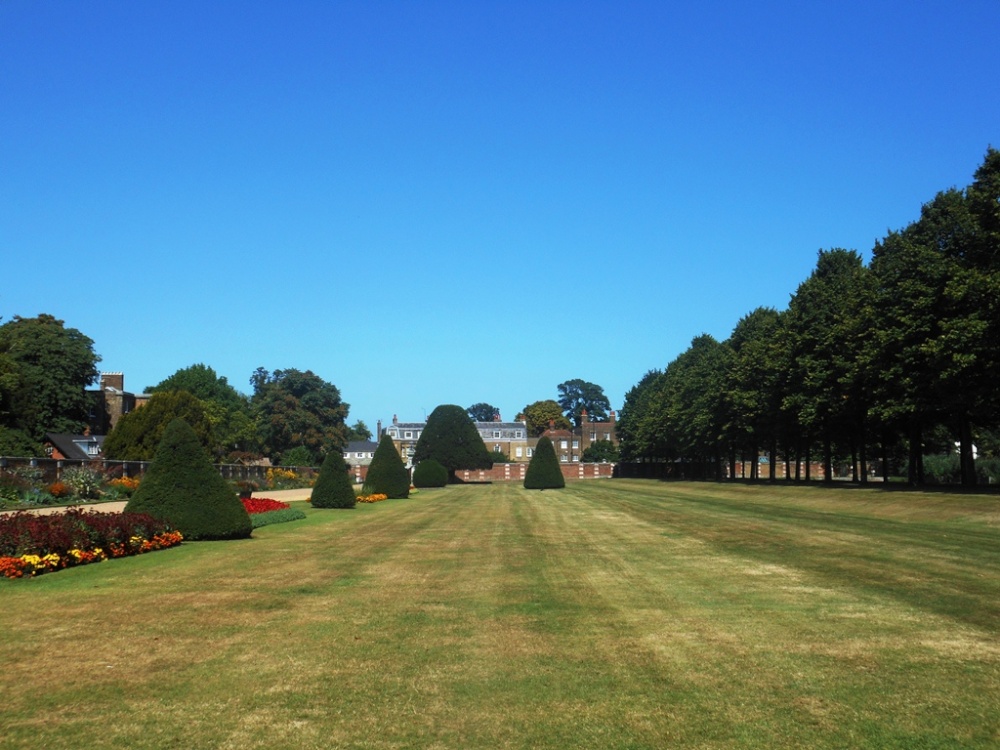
[1, 480, 998, 749]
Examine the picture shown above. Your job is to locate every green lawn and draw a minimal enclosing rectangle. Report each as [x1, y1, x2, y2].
[1, 480, 998, 749]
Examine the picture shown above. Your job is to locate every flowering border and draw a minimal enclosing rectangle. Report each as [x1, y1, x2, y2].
[0, 530, 183, 579]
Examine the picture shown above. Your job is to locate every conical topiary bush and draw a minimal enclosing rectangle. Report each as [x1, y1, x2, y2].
[412, 458, 448, 488]
[124, 418, 252, 540]
[311, 449, 356, 508]
[362, 434, 410, 498]
[524, 436, 566, 490]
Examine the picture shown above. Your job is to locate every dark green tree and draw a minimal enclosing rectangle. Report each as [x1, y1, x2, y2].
[557, 379, 611, 426]
[581, 439, 619, 463]
[250, 368, 349, 462]
[524, 436, 565, 489]
[412, 459, 448, 488]
[521, 400, 572, 437]
[617, 369, 666, 462]
[280, 445, 317, 467]
[412, 404, 493, 482]
[0, 314, 101, 441]
[148, 363, 257, 458]
[467, 403, 500, 422]
[103, 390, 215, 461]
[124, 418, 252, 540]
[311, 450, 357, 508]
[345, 420, 373, 441]
[362, 434, 410, 498]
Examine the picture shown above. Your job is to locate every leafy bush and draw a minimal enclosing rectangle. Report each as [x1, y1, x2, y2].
[524, 436, 566, 490]
[922, 454, 960, 485]
[412, 459, 448, 488]
[976, 456, 1000, 484]
[61, 466, 103, 499]
[125, 418, 252, 541]
[280, 445, 316, 468]
[311, 451, 357, 508]
[362, 435, 410, 499]
[47, 481, 71, 499]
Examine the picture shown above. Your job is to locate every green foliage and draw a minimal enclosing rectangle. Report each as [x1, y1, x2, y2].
[280, 445, 317, 467]
[249, 507, 306, 528]
[125, 418, 252, 540]
[0, 427, 43, 457]
[0, 314, 101, 441]
[489, 449, 511, 463]
[413, 405, 493, 480]
[103, 390, 215, 461]
[311, 450, 357, 508]
[521, 400, 572, 436]
[412, 459, 448, 488]
[467, 402, 499, 422]
[581, 439, 619, 463]
[345, 420, 372, 441]
[523, 436, 565, 489]
[60, 466, 102, 500]
[557, 379, 611, 426]
[250, 368, 349, 462]
[362, 434, 410, 498]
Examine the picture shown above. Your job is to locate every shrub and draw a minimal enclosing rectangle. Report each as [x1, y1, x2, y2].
[311, 451, 357, 508]
[280, 445, 316, 468]
[61, 466, 103, 499]
[524, 436, 565, 490]
[124, 418, 252, 541]
[47, 481, 71, 499]
[412, 404, 493, 482]
[412, 459, 448, 488]
[362, 435, 410, 499]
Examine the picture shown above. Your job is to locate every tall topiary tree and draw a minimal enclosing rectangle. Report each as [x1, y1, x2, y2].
[311, 450, 356, 508]
[362, 434, 410, 498]
[412, 459, 448, 488]
[124, 418, 252, 540]
[412, 404, 493, 482]
[524, 436, 565, 490]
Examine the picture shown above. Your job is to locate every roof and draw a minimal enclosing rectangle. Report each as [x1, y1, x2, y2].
[45, 433, 105, 461]
[346, 440, 379, 452]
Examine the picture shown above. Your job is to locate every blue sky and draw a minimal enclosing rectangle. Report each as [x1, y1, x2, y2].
[3, 1, 999, 432]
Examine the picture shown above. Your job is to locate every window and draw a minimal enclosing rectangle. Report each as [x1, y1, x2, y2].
[527, 448, 533, 457]
[572, 455, 579, 462]
[560, 455, 568, 462]
[515, 447, 523, 458]
[404, 431, 413, 439]
[493, 430, 501, 438]
[515, 430, 523, 438]
[494, 444, 501, 452]
[590, 431, 597, 441]
[560, 440, 568, 450]
[356, 452, 364, 458]
[572, 440, 579, 449]
[343, 452, 349, 459]
[389, 429, 398, 437]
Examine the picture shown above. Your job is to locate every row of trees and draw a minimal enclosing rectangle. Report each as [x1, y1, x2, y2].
[618, 148, 1000, 486]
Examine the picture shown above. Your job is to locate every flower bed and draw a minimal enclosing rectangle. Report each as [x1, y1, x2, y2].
[356, 493, 388, 504]
[0, 509, 182, 579]
[241, 497, 306, 528]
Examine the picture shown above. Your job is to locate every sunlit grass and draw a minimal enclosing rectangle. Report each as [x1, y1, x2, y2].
[1, 481, 998, 749]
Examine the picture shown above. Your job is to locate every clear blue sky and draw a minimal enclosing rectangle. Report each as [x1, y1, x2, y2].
[3, 1, 998, 432]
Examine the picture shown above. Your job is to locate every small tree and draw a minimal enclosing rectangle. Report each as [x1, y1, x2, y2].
[412, 459, 448, 488]
[413, 404, 493, 482]
[125, 418, 252, 540]
[581, 439, 619, 463]
[524, 436, 565, 490]
[362, 434, 410, 498]
[311, 450, 356, 508]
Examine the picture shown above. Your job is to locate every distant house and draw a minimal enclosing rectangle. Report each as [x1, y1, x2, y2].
[344, 440, 379, 467]
[381, 413, 530, 465]
[87, 372, 150, 434]
[45, 432, 105, 461]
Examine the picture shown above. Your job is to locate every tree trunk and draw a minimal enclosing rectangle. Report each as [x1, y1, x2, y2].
[958, 416, 977, 487]
[823, 434, 833, 483]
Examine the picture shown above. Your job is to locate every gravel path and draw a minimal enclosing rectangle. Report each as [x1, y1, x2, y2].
[1, 488, 313, 516]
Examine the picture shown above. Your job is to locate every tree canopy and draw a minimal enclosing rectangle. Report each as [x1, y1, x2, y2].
[412, 404, 493, 481]
[467, 402, 500, 422]
[250, 367, 349, 464]
[0, 314, 100, 441]
[103, 390, 215, 461]
[557, 379, 611, 426]
[521, 400, 572, 436]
